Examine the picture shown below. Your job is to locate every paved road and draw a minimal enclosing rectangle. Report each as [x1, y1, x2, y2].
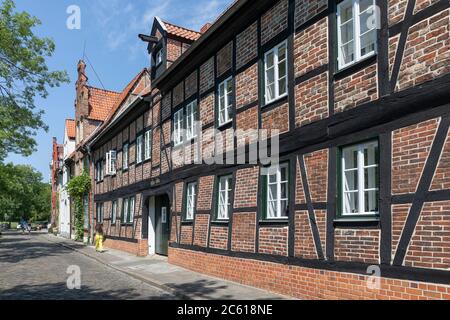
[0, 231, 176, 300]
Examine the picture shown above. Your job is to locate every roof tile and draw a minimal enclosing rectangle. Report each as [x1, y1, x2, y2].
[88, 87, 121, 121]
[163, 21, 201, 41]
[65, 119, 76, 139]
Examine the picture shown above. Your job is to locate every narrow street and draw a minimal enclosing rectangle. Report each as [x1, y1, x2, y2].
[0, 231, 176, 300]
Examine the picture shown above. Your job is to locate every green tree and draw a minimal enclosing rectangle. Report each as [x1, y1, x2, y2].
[0, 0, 69, 161]
[0, 163, 51, 222]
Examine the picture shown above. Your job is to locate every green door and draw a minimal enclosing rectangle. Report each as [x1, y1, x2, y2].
[155, 195, 170, 256]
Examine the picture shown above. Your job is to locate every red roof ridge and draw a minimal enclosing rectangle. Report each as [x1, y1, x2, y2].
[86, 85, 121, 95]
[162, 20, 201, 34]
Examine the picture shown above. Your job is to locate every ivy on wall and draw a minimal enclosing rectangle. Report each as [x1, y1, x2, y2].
[66, 171, 91, 241]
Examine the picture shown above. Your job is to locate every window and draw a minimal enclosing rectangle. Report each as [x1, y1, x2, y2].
[340, 141, 379, 216]
[112, 200, 117, 224]
[136, 135, 143, 164]
[105, 150, 117, 175]
[173, 109, 184, 146]
[217, 175, 232, 220]
[185, 182, 197, 221]
[337, 0, 377, 70]
[144, 130, 152, 160]
[96, 203, 104, 223]
[218, 78, 233, 126]
[123, 143, 129, 170]
[156, 49, 163, 65]
[264, 41, 288, 104]
[186, 101, 198, 140]
[122, 197, 135, 224]
[122, 198, 129, 223]
[264, 163, 289, 219]
[96, 160, 104, 182]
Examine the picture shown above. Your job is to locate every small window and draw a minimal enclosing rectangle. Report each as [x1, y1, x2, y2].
[123, 143, 129, 170]
[173, 109, 184, 146]
[96, 203, 104, 223]
[136, 135, 143, 164]
[106, 150, 117, 175]
[216, 175, 232, 220]
[129, 197, 135, 224]
[264, 163, 289, 219]
[156, 49, 163, 65]
[144, 130, 152, 160]
[340, 141, 379, 216]
[186, 101, 198, 140]
[122, 198, 129, 223]
[218, 77, 233, 126]
[264, 41, 288, 104]
[185, 182, 197, 221]
[96, 160, 104, 181]
[337, 0, 377, 70]
[112, 200, 117, 224]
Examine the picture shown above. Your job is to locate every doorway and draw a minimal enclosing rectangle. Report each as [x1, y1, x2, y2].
[147, 194, 170, 256]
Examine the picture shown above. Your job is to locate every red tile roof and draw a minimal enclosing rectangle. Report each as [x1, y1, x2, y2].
[163, 20, 201, 41]
[84, 69, 150, 145]
[87, 87, 121, 121]
[65, 119, 76, 140]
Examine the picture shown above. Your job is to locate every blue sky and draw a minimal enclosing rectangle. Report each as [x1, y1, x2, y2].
[6, 0, 233, 181]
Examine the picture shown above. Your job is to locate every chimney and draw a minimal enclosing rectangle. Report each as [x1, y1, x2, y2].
[76, 60, 88, 88]
[200, 23, 212, 34]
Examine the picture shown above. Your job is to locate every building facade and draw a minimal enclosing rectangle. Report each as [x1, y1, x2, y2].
[58, 119, 76, 238]
[85, 0, 450, 299]
[50, 137, 63, 228]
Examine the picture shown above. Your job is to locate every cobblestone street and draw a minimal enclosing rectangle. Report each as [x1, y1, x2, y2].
[0, 232, 176, 300]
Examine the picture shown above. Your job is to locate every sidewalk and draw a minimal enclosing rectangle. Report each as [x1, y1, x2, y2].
[44, 234, 288, 300]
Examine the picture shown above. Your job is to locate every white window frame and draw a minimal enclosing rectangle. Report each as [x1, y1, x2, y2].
[341, 141, 379, 216]
[266, 163, 289, 219]
[128, 197, 135, 223]
[337, 0, 377, 70]
[185, 182, 197, 221]
[217, 175, 232, 220]
[106, 150, 117, 176]
[123, 143, 129, 170]
[122, 198, 129, 223]
[112, 200, 117, 224]
[264, 41, 288, 105]
[186, 101, 198, 140]
[144, 129, 152, 160]
[217, 77, 233, 126]
[173, 109, 184, 146]
[136, 135, 143, 164]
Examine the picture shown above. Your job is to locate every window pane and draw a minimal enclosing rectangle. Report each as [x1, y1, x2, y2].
[340, 22, 354, 44]
[278, 78, 287, 96]
[364, 143, 378, 166]
[344, 192, 358, 214]
[360, 30, 376, 57]
[340, 3, 353, 23]
[266, 51, 274, 68]
[359, 0, 373, 13]
[340, 41, 355, 65]
[359, 10, 374, 34]
[364, 167, 379, 190]
[268, 184, 277, 202]
[364, 190, 379, 213]
[268, 201, 277, 218]
[343, 147, 358, 169]
[278, 44, 286, 62]
[281, 181, 288, 199]
[280, 200, 288, 217]
[344, 170, 358, 191]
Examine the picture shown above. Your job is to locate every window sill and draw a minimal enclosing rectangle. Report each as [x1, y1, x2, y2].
[181, 220, 194, 226]
[217, 120, 233, 131]
[259, 219, 289, 226]
[121, 223, 133, 227]
[211, 220, 230, 226]
[334, 54, 377, 81]
[334, 216, 380, 228]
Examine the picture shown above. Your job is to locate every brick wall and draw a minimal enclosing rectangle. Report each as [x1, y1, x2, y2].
[209, 226, 229, 250]
[193, 214, 210, 247]
[259, 227, 288, 256]
[392, 118, 440, 195]
[334, 229, 380, 264]
[217, 41, 233, 77]
[236, 64, 258, 109]
[234, 167, 259, 208]
[431, 127, 450, 190]
[169, 247, 450, 300]
[103, 238, 148, 257]
[236, 22, 258, 70]
[261, 0, 288, 45]
[294, 0, 327, 29]
[231, 212, 257, 253]
[294, 211, 318, 259]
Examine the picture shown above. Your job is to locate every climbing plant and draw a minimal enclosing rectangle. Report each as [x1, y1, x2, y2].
[66, 171, 91, 241]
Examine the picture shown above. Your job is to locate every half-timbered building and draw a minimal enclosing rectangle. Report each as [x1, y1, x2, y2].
[89, 0, 450, 299]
